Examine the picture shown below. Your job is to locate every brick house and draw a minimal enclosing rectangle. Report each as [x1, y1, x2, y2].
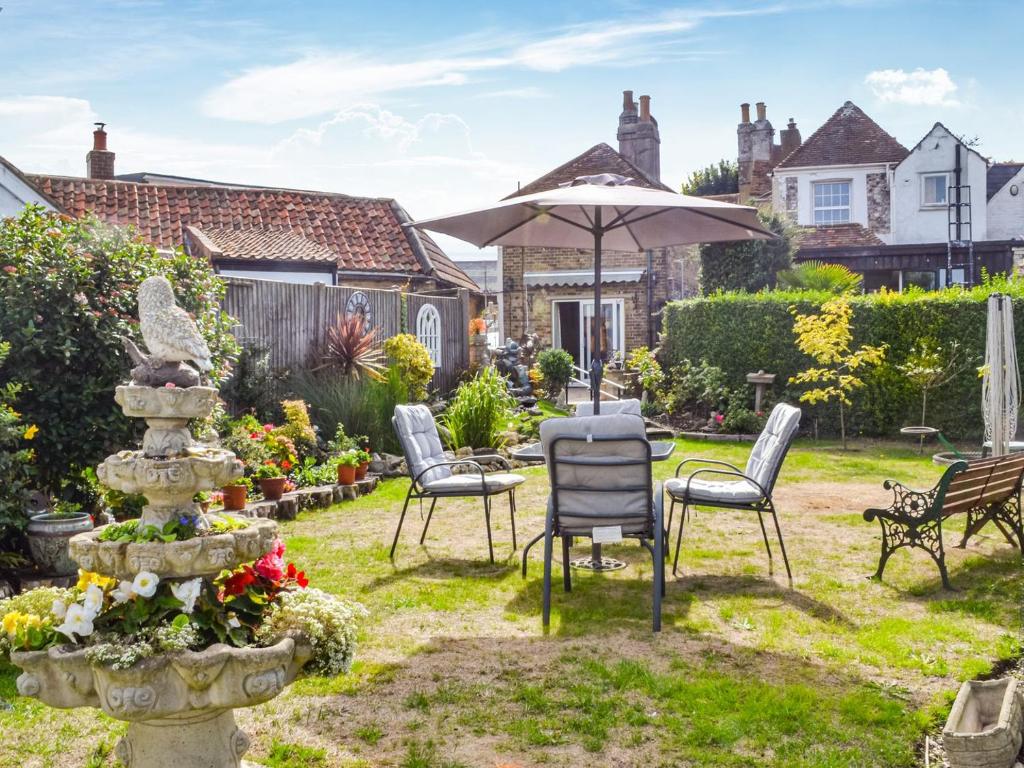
[500, 91, 695, 373]
[734, 100, 1024, 289]
[0, 125, 478, 294]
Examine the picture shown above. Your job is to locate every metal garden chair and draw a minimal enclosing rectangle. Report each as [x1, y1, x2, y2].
[665, 402, 801, 584]
[390, 404, 525, 563]
[525, 413, 665, 632]
[573, 398, 642, 417]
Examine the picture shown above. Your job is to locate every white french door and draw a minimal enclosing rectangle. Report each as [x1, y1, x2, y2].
[552, 298, 624, 381]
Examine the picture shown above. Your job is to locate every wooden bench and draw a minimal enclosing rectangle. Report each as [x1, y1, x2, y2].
[863, 454, 1024, 588]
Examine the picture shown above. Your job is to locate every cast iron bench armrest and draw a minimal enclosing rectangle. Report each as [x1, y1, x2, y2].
[674, 457, 742, 479]
[411, 459, 487, 492]
[683, 467, 770, 502]
[863, 478, 940, 526]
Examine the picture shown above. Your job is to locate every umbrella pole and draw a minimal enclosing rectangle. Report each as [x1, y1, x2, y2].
[591, 208, 604, 415]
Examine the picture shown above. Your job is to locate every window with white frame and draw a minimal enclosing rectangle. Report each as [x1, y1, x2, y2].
[415, 303, 441, 367]
[813, 181, 851, 224]
[922, 173, 949, 207]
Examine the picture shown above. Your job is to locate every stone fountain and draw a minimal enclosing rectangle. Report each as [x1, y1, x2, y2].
[9, 277, 309, 768]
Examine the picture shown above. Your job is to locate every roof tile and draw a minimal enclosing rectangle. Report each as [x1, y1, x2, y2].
[777, 101, 908, 169]
[506, 143, 673, 199]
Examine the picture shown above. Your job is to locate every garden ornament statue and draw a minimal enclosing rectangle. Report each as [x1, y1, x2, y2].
[5, 276, 361, 768]
[122, 275, 213, 388]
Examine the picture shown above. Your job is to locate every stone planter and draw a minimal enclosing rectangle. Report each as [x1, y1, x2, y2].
[337, 464, 357, 485]
[943, 678, 1023, 768]
[355, 462, 369, 481]
[258, 477, 287, 501]
[222, 484, 247, 512]
[26, 512, 94, 575]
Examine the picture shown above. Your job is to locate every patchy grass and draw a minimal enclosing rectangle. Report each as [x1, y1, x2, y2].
[2, 438, 1020, 767]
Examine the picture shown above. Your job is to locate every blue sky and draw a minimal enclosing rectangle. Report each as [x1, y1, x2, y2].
[1, 0, 1021, 258]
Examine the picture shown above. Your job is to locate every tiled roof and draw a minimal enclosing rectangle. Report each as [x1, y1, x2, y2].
[701, 192, 740, 204]
[185, 225, 336, 263]
[794, 224, 885, 251]
[988, 163, 1024, 201]
[24, 174, 479, 291]
[776, 101, 908, 169]
[506, 143, 673, 199]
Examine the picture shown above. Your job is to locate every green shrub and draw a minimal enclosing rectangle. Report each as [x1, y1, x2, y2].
[626, 346, 663, 398]
[776, 260, 863, 294]
[0, 206, 238, 497]
[699, 209, 794, 294]
[0, 338, 34, 551]
[536, 348, 574, 399]
[441, 366, 516, 450]
[292, 366, 408, 454]
[659, 359, 729, 419]
[274, 400, 318, 461]
[383, 334, 434, 401]
[660, 280, 1024, 439]
[220, 342, 281, 421]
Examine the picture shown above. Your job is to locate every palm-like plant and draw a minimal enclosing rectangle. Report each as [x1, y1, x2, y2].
[316, 314, 385, 380]
[776, 261, 863, 294]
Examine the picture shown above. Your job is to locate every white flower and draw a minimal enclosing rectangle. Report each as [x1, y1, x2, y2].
[170, 578, 202, 614]
[111, 581, 135, 605]
[131, 571, 160, 599]
[227, 614, 241, 629]
[56, 604, 94, 642]
[82, 584, 105, 617]
[51, 599, 67, 620]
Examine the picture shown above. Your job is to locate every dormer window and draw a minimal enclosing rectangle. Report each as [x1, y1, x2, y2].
[813, 181, 851, 225]
[922, 173, 949, 207]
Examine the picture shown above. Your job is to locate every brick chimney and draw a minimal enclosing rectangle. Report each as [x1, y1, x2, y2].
[737, 101, 776, 202]
[86, 123, 115, 180]
[779, 117, 802, 160]
[617, 90, 661, 182]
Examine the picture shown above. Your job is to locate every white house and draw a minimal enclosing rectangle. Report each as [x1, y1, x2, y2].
[0, 155, 54, 218]
[988, 163, 1024, 241]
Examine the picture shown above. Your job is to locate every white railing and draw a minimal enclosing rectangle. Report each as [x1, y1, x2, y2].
[568, 363, 625, 400]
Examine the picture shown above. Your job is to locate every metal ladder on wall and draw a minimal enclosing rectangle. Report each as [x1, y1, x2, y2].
[946, 142, 974, 287]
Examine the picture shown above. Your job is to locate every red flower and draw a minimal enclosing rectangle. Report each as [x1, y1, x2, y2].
[249, 432, 260, 439]
[286, 562, 309, 588]
[281, 459, 292, 471]
[223, 567, 256, 596]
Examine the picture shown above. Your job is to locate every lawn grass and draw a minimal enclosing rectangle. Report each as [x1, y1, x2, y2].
[1, 437, 1019, 767]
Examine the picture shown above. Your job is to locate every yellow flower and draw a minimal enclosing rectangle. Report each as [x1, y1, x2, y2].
[22, 424, 38, 440]
[76, 570, 115, 592]
[2, 611, 21, 635]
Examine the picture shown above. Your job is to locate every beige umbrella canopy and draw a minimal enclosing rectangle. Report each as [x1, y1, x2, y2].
[409, 174, 773, 412]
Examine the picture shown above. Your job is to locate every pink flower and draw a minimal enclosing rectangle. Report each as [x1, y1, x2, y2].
[165, 382, 176, 388]
[715, 413, 724, 424]
[253, 538, 286, 582]
[263, 424, 273, 433]
[2, 265, 15, 274]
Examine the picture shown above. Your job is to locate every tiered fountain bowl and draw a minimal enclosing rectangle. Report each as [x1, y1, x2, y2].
[11, 383, 310, 768]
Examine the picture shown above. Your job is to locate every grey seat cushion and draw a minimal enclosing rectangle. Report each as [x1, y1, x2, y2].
[393, 404, 451, 486]
[574, 399, 642, 418]
[664, 476, 763, 504]
[422, 472, 525, 494]
[540, 413, 653, 529]
[744, 403, 801, 491]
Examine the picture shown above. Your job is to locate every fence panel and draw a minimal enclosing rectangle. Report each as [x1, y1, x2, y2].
[222, 277, 468, 393]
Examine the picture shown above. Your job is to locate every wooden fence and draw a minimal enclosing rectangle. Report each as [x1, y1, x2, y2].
[222, 277, 470, 394]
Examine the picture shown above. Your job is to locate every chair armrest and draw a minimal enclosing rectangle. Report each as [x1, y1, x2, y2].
[683, 467, 770, 501]
[411, 459, 487, 489]
[674, 457, 742, 478]
[863, 479, 939, 524]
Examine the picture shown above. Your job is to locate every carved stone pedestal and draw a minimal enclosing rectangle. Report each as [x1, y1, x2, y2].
[116, 709, 249, 768]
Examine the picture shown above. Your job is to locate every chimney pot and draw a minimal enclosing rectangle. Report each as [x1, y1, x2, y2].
[87, 122, 115, 180]
[92, 122, 107, 151]
[638, 95, 651, 122]
[622, 90, 635, 111]
[756, 102, 767, 121]
[740, 103, 751, 123]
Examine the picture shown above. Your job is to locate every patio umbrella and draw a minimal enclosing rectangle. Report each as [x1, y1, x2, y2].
[982, 293, 1019, 457]
[409, 174, 774, 413]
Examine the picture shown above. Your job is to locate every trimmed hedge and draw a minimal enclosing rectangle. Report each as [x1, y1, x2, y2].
[660, 284, 1024, 440]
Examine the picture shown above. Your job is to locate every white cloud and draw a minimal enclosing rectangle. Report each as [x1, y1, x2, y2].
[864, 67, 960, 107]
[200, 11, 725, 124]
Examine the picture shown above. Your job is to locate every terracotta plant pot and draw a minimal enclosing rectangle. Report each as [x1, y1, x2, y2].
[26, 512, 94, 576]
[259, 477, 288, 501]
[199, 501, 211, 514]
[337, 464, 357, 485]
[356, 461, 369, 481]
[222, 484, 247, 511]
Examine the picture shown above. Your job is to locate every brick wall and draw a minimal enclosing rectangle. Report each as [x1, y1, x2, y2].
[784, 176, 798, 221]
[866, 172, 890, 234]
[502, 245, 677, 355]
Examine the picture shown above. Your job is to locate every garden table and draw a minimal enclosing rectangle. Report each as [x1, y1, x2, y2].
[512, 439, 676, 571]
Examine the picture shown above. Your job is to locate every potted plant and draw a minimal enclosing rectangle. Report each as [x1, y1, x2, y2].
[254, 461, 288, 501]
[26, 500, 94, 576]
[336, 451, 360, 485]
[222, 477, 250, 512]
[354, 449, 372, 481]
[194, 491, 211, 514]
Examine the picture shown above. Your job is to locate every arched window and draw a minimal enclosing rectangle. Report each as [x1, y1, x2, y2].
[415, 303, 441, 367]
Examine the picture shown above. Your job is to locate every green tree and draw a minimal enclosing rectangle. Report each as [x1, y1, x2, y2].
[699, 209, 794, 294]
[681, 159, 739, 197]
[0, 206, 238, 498]
[776, 261, 863, 294]
[789, 296, 887, 449]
